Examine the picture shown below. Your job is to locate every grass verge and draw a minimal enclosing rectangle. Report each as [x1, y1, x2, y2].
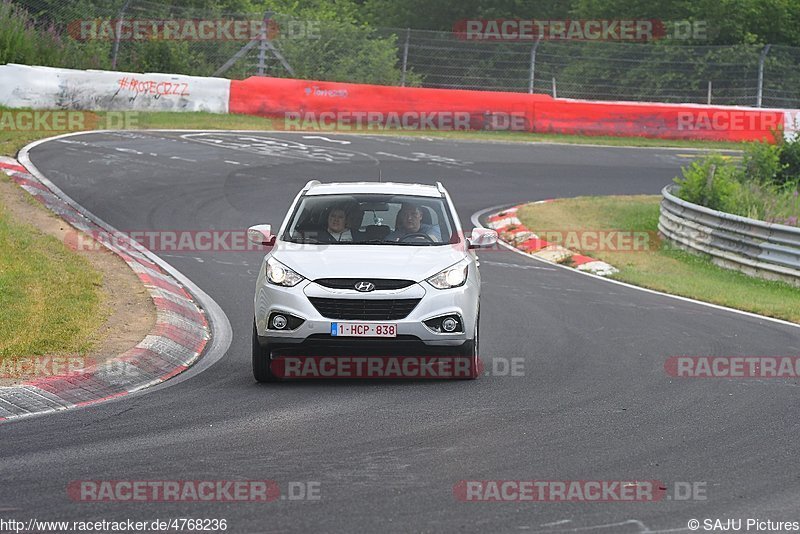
[517, 195, 800, 323]
[0, 173, 105, 359]
[0, 108, 748, 158]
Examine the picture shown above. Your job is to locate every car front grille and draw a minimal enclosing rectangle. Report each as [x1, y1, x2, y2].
[308, 297, 421, 320]
[314, 278, 416, 290]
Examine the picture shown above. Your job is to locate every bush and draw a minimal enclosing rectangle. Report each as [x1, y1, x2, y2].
[674, 150, 800, 226]
[0, 1, 109, 70]
[674, 155, 742, 213]
[743, 140, 783, 184]
[743, 135, 800, 187]
[778, 136, 800, 185]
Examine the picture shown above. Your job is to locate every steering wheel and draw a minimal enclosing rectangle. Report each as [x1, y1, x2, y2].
[400, 232, 435, 243]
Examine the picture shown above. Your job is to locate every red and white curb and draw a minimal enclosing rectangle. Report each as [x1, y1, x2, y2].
[0, 156, 211, 421]
[486, 202, 619, 276]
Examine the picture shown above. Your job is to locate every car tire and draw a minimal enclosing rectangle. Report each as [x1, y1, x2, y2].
[458, 310, 481, 380]
[252, 319, 277, 383]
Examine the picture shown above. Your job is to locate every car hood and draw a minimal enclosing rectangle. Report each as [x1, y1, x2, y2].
[272, 243, 468, 282]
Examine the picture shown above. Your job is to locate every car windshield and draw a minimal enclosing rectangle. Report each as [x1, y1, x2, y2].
[281, 194, 457, 246]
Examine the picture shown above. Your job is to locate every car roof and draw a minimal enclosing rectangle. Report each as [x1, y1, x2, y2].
[304, 181, 443, 198]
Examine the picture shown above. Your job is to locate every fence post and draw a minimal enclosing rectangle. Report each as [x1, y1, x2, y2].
[401, 28, 410, 87]
[707, 81, 712, 105]
[551, 77, 557, 98]
[111, 0, 131, 70]
[528, 37, 540, 94]
[257, 12, 273, 76]
[756, 44, 772, 107]
[702, 164, 716, 206]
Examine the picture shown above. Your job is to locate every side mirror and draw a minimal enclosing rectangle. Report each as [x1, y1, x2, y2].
[247, 224, 276, 246]
[467, 228, 498, 249]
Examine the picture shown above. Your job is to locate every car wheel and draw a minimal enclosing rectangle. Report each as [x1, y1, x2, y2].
[252, 319, 277, 383]
[458, 310, 481, 380]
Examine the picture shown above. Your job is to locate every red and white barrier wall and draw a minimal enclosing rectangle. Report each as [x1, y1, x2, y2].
[229, 76, 541, 131]
[0, 64, 229, 113]
[230, 76, 799, 142]
[2, 63, 799, 142]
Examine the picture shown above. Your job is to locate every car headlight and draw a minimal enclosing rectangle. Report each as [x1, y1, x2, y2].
[266, 257, 304, 287]
[427, 261, 468, 289]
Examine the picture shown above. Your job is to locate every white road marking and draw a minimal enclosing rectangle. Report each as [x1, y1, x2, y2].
[480, 260, 557, 271]
[180, 133, 374, 164]
[302, 135, 351, 145]
[114, 147, 143, 155]
[376, 151, 419, 161]
[55, 138, 91, 146]
[540, 520, 572, 527]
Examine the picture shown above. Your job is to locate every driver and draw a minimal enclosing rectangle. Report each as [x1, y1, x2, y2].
[386, 202, 441, 242]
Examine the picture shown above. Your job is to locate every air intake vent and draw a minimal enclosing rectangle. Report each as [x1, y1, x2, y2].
[309, 298, 421, 320]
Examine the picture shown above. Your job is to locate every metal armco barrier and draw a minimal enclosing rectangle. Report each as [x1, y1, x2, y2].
[659, 184, 800, 286]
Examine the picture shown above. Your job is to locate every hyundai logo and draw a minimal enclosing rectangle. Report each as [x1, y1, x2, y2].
[354, 281, 375, 292]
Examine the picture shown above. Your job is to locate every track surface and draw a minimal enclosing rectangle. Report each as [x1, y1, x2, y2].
[3, 132, 799, 533]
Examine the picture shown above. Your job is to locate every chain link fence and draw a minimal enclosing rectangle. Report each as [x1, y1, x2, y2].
[6, 0, 800, 108]
[381, 28, 800, 108]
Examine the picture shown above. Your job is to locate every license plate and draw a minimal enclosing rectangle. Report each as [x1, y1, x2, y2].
[331, 322, 397, 337]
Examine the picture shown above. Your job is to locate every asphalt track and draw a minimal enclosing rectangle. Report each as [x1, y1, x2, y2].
[3, 131, 799, 533]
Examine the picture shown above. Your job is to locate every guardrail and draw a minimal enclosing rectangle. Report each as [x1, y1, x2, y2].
[659, 184, 800, 286]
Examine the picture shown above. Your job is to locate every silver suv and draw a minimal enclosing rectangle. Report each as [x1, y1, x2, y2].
[248, 181, 497, 381]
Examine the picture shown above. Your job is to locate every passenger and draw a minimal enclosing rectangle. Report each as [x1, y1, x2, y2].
[319, 206, 352, 242]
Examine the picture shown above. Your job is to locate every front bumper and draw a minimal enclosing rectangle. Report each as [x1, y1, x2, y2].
[255, 279, 478, 352]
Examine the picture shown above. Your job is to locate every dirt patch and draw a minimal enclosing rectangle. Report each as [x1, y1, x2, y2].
[0, 176, 156, 386]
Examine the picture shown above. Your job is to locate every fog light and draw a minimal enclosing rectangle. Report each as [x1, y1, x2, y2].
[441, 317, 458, 332]
[272, 314, 288, 329]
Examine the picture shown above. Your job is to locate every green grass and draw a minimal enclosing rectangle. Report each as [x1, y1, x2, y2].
[0, 107, 748, 158]
[517, 195, 800, 323]
[0, 176, 105, 359]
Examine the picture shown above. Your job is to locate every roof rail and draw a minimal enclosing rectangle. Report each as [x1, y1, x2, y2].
[303, 179, 321, 190]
